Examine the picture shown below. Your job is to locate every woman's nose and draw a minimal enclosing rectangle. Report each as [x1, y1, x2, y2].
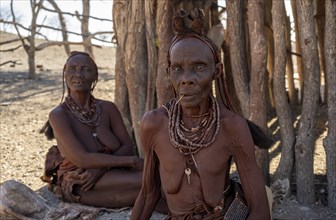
[74, 68, 84, 76]
[181, 69, 195, 85]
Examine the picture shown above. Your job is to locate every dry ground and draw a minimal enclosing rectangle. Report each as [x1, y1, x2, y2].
[1, 31, 335, 219]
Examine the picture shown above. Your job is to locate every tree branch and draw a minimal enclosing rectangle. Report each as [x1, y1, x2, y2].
[34, 40, 102, 51]
[41, 4, 113, 22]
[0, 44, 24, 52]
[10, 0, 27, 53]
[287, 49, 302, 57]
[0, 37, 27, 46]
[0, 60, 22, 66]
[1, 20, 114, 43]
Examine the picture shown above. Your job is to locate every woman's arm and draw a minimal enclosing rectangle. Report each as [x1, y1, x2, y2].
[49, 107, 139, 169]
[131, 111, 162, 220]
[230, 117, 271, 220]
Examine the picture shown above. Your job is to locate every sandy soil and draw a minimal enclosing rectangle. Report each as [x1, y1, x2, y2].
[1, 31, 335, 219]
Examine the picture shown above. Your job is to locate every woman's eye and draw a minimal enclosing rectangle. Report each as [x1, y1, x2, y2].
[81, 66, 91, 73]
[195, 65, 205, 70]
[65, 67, 75, 73]
[172, 66, 181, 72]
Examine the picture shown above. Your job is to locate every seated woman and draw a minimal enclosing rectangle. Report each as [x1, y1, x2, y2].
[40, 51, 143, 208]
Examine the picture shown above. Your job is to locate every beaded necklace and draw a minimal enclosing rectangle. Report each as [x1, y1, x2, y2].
[164, 94, 220, 156]
[164, 94, 220, 184]
[65, 95, 101, 137]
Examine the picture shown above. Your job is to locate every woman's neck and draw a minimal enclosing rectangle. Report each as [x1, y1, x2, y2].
[69, 92, 92, 110]
[180, 99, 210, 117]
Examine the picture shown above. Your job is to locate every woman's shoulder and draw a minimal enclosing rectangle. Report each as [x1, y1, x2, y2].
[220, 105, 249, 134]
[49, 104, 66, 118]
[48, 104, 70, 128]
[141, 107, 167, 131]
[96, 99, 117, 110]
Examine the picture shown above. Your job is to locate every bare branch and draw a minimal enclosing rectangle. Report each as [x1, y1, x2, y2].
[0, 37, 27, 46]
[35, 40, 102, 51]
[1, 19, 113, 43]
[287, 49, 302, 57]
[0, 44, 24, 52]
[0, 19, 30, 31]
[89, 31, 113, 38]
[0, 20, 49, 39]
[10, 0, 27, 53]
[41, 4, 112, 22]
[0, 60, 22, 67]
[34, 23, 85, 36]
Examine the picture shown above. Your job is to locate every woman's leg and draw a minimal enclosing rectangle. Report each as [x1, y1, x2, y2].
[74, 169, 142, 208]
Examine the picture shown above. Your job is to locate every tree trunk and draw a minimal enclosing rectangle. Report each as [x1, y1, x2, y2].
[48, 0, 70, 56]
[272, 0, 295, 184]
[223, 29, 242, 114]
[124, 1, 147, 157]
[315, 1, 326, 103]
[323, 0, 336, 209]
[243, 1, 250, 82]
[295, 0, 321, 205]
[28, 0, 43, 79]
[112, 0, 133, 141]
[210, 0, 221, 25]
[81, 0, 94, 59]
[265, 0, 275, 111]
[226, 0, 250, 118]
[145, 0, 157, 112]
[286, 16, 298, 105]
[247, 0, 269, 184]
[156, 0, 174, 106]
[291, 0, 304, 102]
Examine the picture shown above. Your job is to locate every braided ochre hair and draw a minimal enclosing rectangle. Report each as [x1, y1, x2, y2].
[167, 8, 235, 112]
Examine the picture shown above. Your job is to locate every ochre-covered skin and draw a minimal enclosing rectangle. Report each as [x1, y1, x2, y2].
[130, 37, 271, 220]
[48, 52, 144, 208]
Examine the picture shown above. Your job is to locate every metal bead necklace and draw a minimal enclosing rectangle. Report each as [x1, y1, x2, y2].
[164, 94, 220, 156]
[164, 94, 220, 185]
[65, 95, 101, 138]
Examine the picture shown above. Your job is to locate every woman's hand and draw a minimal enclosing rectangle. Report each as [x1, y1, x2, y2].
[79, 168, 106, 191]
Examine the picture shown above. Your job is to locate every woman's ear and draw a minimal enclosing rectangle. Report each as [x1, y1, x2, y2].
[213, 62, 223, 80]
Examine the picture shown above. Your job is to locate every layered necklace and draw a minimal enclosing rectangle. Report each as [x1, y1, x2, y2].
[165, 94, 220, 155]
[65, 95, 101, 138]
[164, 94, 220, 184]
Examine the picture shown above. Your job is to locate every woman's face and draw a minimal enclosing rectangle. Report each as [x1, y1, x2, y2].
[168, 37, 217, 113]
[64, 54, 98, 93]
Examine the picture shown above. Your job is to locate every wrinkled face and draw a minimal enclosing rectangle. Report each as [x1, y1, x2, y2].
[168, 37, 217, 109]
[64, 54, 98, 93]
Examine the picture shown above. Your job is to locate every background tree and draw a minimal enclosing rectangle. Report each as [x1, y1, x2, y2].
[226, 0, 250, 117]
[264, 0, 275, 111]
[9, 0, 44, 79]
[1, 0, 113, 78]
[315, 1, 326, 103]
[295, 0, 321, 204]
[155, 0, 175, 106]
[144, 0, 157, 112]
[291, 0, 304, 102]
[46, 0, 70, 56]
[112, 0, 132, 140]
[247, 0, 269, 183]
[323, 0, 336, 209]
[123, 1, 148, 157]
[272, 0, 295, 186]
[76, 0, 94, 59]
[285, 15, 297, 105]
